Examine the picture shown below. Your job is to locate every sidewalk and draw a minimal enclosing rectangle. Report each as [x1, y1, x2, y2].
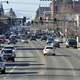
[77, 42, 80, 48]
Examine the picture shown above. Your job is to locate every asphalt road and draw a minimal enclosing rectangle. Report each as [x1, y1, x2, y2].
[1, 40, 80, 80]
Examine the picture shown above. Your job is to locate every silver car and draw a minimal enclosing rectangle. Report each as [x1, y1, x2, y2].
[1, 46, 16, 62]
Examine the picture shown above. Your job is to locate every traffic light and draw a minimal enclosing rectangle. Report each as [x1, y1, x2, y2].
[22, 16, 26, 25]
[39, 17, 43, 24]
[54, 18, 57, 24]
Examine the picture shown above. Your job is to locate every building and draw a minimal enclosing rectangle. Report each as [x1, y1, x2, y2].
[35, 6, 51, 20]
[0, 3, 4, 16]
[50, 0, 80, 40]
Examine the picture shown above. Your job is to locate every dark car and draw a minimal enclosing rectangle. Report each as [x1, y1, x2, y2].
[30, 36, 36, 41]
[46, 37, 54, 44]
[41, 35, 47, 41]
[49, 41, 60, 48]
[54, 41, 60, 48]
[66, 39, 77, 48]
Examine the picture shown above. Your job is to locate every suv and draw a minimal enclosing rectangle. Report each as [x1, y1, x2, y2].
[0, 56, 5, 74]
[1, 46, 16, 62]
[66, 39, 77, 48]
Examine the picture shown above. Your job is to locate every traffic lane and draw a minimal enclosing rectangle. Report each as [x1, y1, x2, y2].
[31, 40, 80, 80]
[2, 44, 46, 80]
[56, 48, 80, 68]
[56, 48, 80, 76]
[5, 50, 37, 74]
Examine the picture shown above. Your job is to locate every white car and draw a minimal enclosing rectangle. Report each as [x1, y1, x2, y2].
[43, 46, 56, 56]
[0, 56, 5, 74]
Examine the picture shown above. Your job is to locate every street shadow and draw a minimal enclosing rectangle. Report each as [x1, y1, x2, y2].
[16, 48, 43, 50]
[54, 55, 71, 57]
[5, 63, 29, 67]
[15, 61, 37, 62]
[6, 71, 38, 74]
[6, 63, 44, 67]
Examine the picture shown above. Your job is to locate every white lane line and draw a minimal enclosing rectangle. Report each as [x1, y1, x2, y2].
[6, 66, 17, 77]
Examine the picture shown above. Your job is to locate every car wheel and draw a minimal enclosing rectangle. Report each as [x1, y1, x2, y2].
[58, 45, 60, 48]
[1, 68, 5, 74]
[66, 46, 69, 48]
[74, 46, 77, 49]
[53, 54, 56, 56]
[44, 54, 47, 56]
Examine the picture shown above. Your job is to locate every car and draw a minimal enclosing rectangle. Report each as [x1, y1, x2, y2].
[66, 39, 77, 48]
[41, 35, 47, 41]
[50, 41, 60, 48]
[46, 37, 54, 44]
[30, 36, 36, 41]
[43, 46, 56, 56]
[1, 46, 16, 62]
[21, 39, 28, 43]
[0, 56, 6, 74]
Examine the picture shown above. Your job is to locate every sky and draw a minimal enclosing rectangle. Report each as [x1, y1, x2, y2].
[1, 0, 51, 20]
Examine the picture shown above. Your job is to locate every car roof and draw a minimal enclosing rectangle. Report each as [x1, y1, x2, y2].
[2, 44, 14, 47]
[45, 45, 53, 48]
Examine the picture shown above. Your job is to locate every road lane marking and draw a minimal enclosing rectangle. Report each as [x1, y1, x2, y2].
[56, 50, 77, 80]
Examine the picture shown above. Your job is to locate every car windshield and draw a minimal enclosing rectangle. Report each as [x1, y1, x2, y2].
[4, 47, 14, 49]
[46, 47, 53, 49]
[69, 39, 76, 42]
[3, 50, 12, 53]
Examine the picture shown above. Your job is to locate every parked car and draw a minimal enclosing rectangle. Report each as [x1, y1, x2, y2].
[66, 39, 77, 48]
[1, 46, 16, 62]
[0, 55, 6, 74]
[43, 45, 56, 56]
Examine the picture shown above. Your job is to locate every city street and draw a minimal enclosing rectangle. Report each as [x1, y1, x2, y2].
[1, 0, 80, 80]
[0, 40, 80, 80]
